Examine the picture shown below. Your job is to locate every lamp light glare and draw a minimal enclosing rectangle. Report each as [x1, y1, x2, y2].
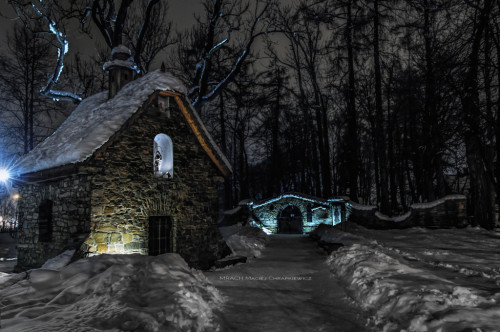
[13, 194, 20, 200]
[0, 168, 10, 182]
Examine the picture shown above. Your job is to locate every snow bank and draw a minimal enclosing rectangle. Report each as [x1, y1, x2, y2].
[0, 253, 223, 331]
[41, 249, 75, 270]
[319, 228, 367, 246]
[328, 242, 500, 331]
[346, 225, 500, 285]
[219, 224, 269, 258]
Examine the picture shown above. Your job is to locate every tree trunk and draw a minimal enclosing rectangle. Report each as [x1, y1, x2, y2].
[219, 92, 233, 209]
[387, 73, 398, 212]
[423, 0, 437, 201]
[269, 68, 282, 196]
[373, 0, 390, 213]
[346, 0, 359, 202]
[23, 31, 29, 154]
[497, 29, 500, 211]
[29, 38, 36, 151]
[461, 0, 496, 229]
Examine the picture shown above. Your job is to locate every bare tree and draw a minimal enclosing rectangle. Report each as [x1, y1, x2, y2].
[173, 0, 274, 111]
[0, 22, 67, 154]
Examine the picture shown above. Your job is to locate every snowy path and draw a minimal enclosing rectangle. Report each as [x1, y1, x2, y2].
[204, 235, 366, 332]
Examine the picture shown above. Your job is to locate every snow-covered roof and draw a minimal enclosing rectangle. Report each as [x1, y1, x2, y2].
[103, 59, 139, 73]
[16, 70, 231, 176]
[103, 45, 139, 73]
[111, 45, 131, 56]
[251, 192, 330, 209]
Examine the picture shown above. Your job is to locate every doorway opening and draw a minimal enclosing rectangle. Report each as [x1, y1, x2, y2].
[277, 205, 303, 234]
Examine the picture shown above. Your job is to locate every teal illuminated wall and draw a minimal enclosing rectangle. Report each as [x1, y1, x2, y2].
[246, 193, 349, 234]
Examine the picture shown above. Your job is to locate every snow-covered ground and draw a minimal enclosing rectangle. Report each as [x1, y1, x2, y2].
[0, 224, 268, 331]
[2, 222, 499, 331]
[219, 223, 269, 259]
[204, 235, 366, 331]
[319, 224, 500, 331]
[0, 252, 223, 331]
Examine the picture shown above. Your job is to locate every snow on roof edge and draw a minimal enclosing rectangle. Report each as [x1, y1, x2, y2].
[182, 95, 233, 174]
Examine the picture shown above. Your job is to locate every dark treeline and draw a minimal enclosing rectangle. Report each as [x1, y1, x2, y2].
[0, 0, 499, 229]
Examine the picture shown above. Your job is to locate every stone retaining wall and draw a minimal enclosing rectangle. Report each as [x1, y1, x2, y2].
[348, 195, 468, 229]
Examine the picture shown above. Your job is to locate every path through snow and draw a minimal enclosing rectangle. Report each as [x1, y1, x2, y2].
[204, 234, 366, 332]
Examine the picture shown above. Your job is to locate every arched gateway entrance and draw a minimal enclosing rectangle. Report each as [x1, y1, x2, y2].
[245, 192, 349, 234]
[277, 205, 303, 234]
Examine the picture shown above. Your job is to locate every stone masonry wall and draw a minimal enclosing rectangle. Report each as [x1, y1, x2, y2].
[249, 195, 334, 234]
[16, 174, 91, 269]
[81, 94, 229, 269]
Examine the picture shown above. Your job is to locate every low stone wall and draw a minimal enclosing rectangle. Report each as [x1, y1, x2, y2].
[348, 195, 468, 229]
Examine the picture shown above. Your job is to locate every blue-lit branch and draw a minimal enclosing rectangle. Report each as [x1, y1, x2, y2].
[30, 2, 82, 103]
[251, 193, 331, 209]
[191, 0, 272, 109]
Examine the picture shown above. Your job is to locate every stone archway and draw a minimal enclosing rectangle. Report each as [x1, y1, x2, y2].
[277, 205, 303, 234]
[246, 192, 348, 234]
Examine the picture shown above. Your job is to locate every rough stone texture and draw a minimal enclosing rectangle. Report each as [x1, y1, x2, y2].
[247, 193, 347, 234]
[81, 94, 230, 269]
[16, 92, 230, 270]
[16, 175, 91, 270]
[349, 195, 468, 229]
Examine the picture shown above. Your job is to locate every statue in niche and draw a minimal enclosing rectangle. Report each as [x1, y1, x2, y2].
[154, 151, 162, 173]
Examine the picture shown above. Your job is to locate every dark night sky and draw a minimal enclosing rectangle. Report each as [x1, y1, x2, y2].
[0, 1, 205, 53]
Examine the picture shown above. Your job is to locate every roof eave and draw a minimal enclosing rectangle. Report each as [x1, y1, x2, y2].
[158, 90, 233, 178]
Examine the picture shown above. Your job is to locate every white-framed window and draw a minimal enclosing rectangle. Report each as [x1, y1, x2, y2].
[154, 134, 173, 178]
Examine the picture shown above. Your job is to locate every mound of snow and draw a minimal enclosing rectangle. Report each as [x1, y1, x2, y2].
[319, 228, 367, 246]
[0, 253, 223, 331]
[219, 224, 269, 258]
[328, 243, 500, 331]
[41, 250, 75, 270]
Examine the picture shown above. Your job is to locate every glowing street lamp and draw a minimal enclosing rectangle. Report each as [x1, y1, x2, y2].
[0, 168, 10, 182]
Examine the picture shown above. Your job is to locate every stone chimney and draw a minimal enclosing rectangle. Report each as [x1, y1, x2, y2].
[103, 45, 138, 99]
